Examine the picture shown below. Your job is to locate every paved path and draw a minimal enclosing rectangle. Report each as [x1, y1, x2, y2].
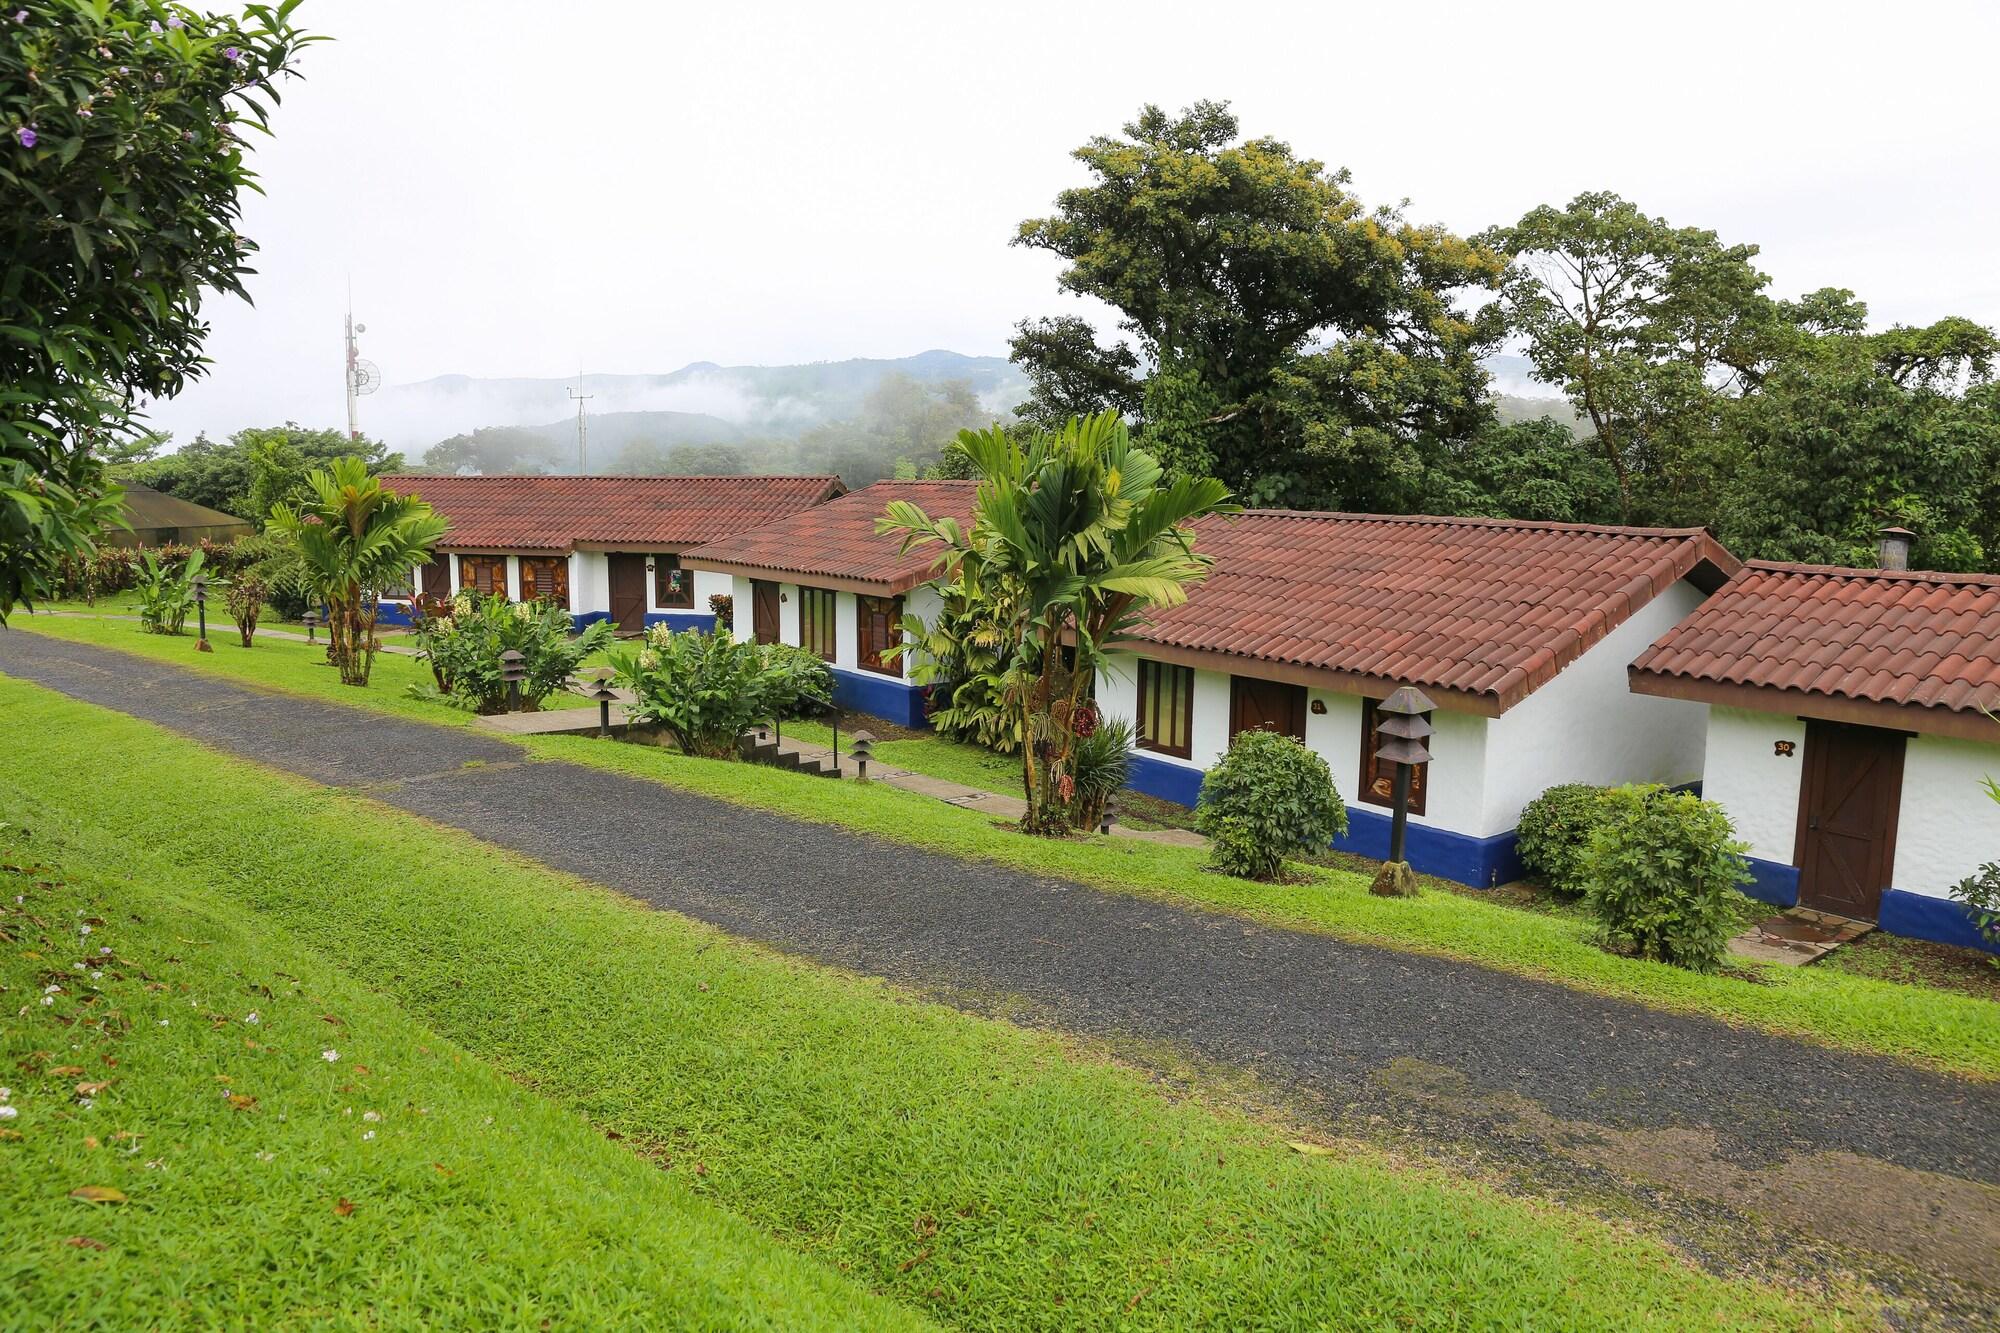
[4, 630, 1996, 1298]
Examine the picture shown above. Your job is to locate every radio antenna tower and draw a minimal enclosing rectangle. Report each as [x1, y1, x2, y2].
[343, 292, 380, 439]
[567, 370, 593, 473]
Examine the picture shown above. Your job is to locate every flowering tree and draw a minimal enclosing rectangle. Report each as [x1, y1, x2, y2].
[269, 461, 446, 687]
[882, 413, 1233, 834]
[1, 2, 316, 621]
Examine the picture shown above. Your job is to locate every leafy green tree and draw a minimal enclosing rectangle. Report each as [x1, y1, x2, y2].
[881, 412, 1233, 834]
[1427, 417, 1623, 525]
[268, 460, 447, 686]
[130, 424, 398, 521]
[423, 425, 569, 476]
[1, 1, 314, 620]
[1013, 101, 1504, 506]
[1712, 320, 2000, 569]
[1007, 316, 1142, 430]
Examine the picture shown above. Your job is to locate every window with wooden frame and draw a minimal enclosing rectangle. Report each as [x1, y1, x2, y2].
[1359, 697, 1428, 815]
[519, 556, 570, 609]
[459, 555, 507, 599]
[856, 594, 902, 676]
[1136, 658, 1195, 759]
[653, 554, 694, 609]
[799, 586, 837, 661]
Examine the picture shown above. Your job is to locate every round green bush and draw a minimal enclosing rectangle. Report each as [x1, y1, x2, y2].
[1195, 730, 1347, 881]
[1582, 785, 1749, 972]
[1515, 783, 1612, 895]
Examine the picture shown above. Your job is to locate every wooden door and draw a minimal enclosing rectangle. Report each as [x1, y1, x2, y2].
[417, 554, 450, 599]
[751, 580, 781, 645]
[607, 554, 647, 634]
[1795, 721, 1906, 920]
[1228, 676, 1306, 743]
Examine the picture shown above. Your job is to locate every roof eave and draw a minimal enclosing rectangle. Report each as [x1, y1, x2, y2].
[1626, 669, 2000, 743]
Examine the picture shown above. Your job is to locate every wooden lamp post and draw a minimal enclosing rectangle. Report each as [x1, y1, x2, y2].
[1367, 685, 1434, 898]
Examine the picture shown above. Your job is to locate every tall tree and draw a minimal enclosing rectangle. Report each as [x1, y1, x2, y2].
[128, 423, 399, 521]
[1, 1, 314, 620]
[880, 413, 1233, 835]
[268, 460, 447, 687]
[1012, 101, 1504, 506]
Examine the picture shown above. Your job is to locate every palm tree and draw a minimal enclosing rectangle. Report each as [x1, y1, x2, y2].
[882, 412, 1234, 834]
[268, 459, 447, 686]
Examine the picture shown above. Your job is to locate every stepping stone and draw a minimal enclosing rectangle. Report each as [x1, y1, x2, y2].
[1726, 907, 1875, 966]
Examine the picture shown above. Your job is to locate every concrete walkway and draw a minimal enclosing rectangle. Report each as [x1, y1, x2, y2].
[2, 628, 1995, 1305]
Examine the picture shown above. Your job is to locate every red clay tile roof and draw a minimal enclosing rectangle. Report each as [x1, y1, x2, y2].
[381, 474, 844, 553]
[682, 481, 979, 594]
[1133, 511, 1739, 714]
[1629, 561, 2000, 739]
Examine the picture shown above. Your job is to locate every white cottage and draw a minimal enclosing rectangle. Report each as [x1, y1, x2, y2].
[1629, 551, 2000, 951]
[1097, 511, 1741, 887]
[681, 481, 974, 727]
[375, 474, 844, 632]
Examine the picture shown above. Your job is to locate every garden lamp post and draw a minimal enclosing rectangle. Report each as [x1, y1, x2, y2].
[586, 673, 620, 738]
[303, 609, 318, 643]
[1367, 686, 1434, 898]
[1098, 789, 1118, 836]
[849, 730, 875, 783]
[192, 575, 212, 653]
[499, 649, 527, 713]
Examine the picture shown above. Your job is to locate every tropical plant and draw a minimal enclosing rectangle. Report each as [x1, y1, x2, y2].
[760, 642, 835, 721]
[1581, 785, 1749, 972]
[1195, 730, 1348, 881]
[1950, 771, 2000, 966]
[1516, 783, 1613, 896]
[267, 459, 447, 686]
[881, 412, 1233, 834]
[408, 592, 613, 714]
[1068, 715, 1132, 832]
[886, 565, 1023, 753]
[610, 623, 827, 758]
[224, 572, 266, 648]
[2, 2, 315, 620]
[134, 548, 204, 636]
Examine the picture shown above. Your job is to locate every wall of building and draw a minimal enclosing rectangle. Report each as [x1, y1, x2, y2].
[1481, 581, 1710, 837]
[722, 575, 935, 726]
[1893, 735, 2000, 900]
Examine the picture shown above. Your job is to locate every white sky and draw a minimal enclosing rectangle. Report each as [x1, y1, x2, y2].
[146, 0, 2000, 447]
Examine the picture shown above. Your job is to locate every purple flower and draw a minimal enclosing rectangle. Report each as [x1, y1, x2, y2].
[167, 15, 183, 28]
[15, 126, 35, 148]
[11, 10, 26, 24]
[77, 104, 91, 118]
[223, 46, 241, 62]
[150, 19, 161, 32]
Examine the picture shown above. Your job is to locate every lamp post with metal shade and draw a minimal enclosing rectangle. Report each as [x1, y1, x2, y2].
[303, 608, 318, 644]
[1367, 686, 1434, 897]
[192, 575, 212, 653]
[499, 649, 527, 713]
[585, 672, 620, 738]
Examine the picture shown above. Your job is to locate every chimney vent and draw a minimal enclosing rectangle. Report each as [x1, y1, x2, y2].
[1877, 526, 1914, 571]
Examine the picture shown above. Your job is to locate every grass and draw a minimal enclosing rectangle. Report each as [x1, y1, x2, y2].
[13, 609, 2000, 1080]
[785, 717, 1023, 794]
[0, 676, 1856, 1330]
[0, 831, 923, 1326]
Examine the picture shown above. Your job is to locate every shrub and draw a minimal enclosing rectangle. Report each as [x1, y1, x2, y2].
[1069, 715, 1131, 831]
[707, 592, 733, 627]
[1516, 783, 1612, 895]
[134, 549, 204, 635]
[1581, 785, 1749, 972]
[1948, 862, 2000, 965]
[1195, 730, 1347, 881]
[761, 643, 835, 721]
[611, 623, 824, 758]
[409, 593, 614, 713]
[225, 574, 266, 648]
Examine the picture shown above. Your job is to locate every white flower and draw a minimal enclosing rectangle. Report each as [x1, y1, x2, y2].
[0, 1087, 9, 1100]
[157, 1018, 168, 1026]
[90, 972, 101, 980]
[71, 962, 84, 971]
[244, 1011, 259, 1025]
[321, 1049, 339, 1063]
[99, 946, 110, 955]
[41, 997, 53, 1007]
[43, 983, 60, 994]
[256, 1150, 275, 1162]
[0, 1106, 17, 1120]
[79, 924, 90, 936]
[361, 1130, 376, 1141]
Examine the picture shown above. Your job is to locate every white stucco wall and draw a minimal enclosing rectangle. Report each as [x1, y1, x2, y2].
[689, 569, 731, 615]
[777, 582, 802, 646]
[571, 552, 605, 613]
[1893, 735, 2000, 900]
[1481, 581, 1711, 834]
[1699, 707, 1807, 865]
[832, 591, 859, 670]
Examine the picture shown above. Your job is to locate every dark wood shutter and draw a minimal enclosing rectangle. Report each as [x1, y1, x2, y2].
[520, 557, 569, 610]
[1136, 659, 1194, 758]
[459, 555, 507, 599]
[857, 594, 902, 675]
[1359, 697, 1428, 815]
[417, 555, 450, 598]
[800, 586, 836, 661]
[1228, 677, 1307, 744]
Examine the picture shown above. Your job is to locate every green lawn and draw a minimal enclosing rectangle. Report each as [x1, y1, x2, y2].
[12, 610, 1999, 1081]
[0, 822, 922, 1327]
[0, 676, 1856, 1330]
[786, 717, 1023, 794]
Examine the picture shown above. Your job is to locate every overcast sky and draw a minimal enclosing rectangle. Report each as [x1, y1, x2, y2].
[146, 0, 2000, 447]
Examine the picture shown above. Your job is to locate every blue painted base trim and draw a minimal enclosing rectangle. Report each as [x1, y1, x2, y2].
[375, 601, 415, 628]
[643, 610, 715, 634]
[1879, 888, 1998, 954]
[1740, 856, 1801, 908]
[1125, 752, 1522, 887]
[831, 666, 929, 729]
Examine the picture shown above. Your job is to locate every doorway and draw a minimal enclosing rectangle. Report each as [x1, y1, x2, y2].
[751, 580, 781, 645]
[607, 554, 647, 634]
[1795, 720, 1906, 920]
[1228, 676, 1306, 743]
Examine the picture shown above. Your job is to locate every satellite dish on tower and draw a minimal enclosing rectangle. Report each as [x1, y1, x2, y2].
[348, 359, 381, 395]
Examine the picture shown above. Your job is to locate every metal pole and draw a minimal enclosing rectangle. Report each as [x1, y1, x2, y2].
[1388, 762, 1412, 864]
[344, 305, 359, 440]
[567, 371, 593, 473]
